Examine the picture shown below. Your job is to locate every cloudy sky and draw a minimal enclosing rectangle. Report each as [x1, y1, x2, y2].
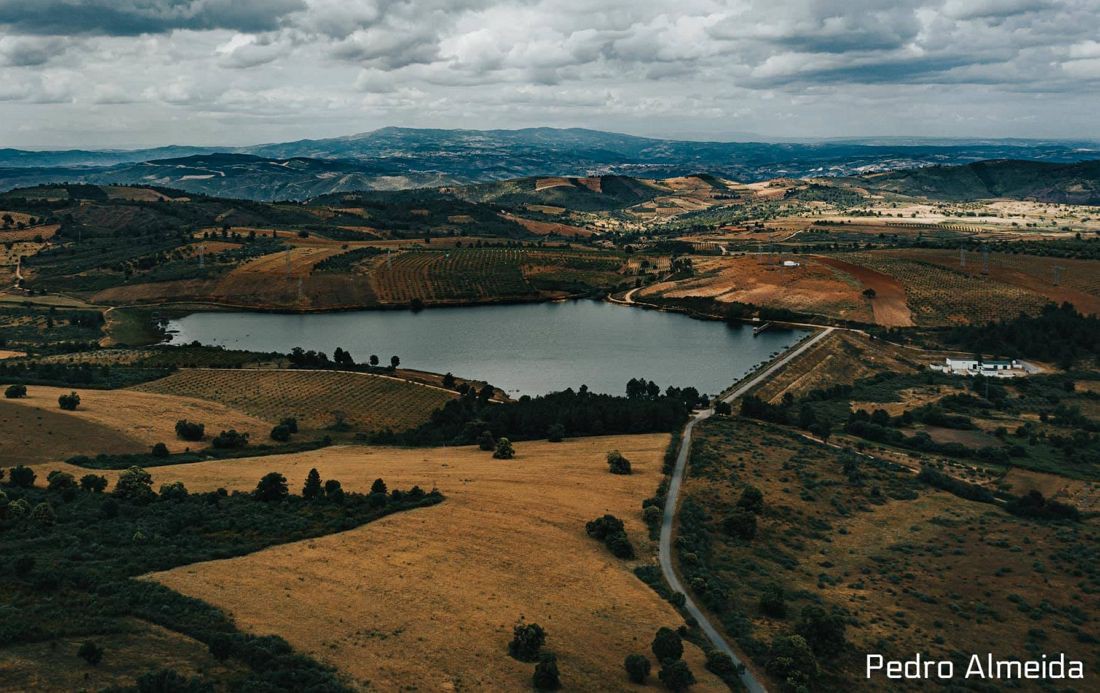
[1, 0, 1098, 148]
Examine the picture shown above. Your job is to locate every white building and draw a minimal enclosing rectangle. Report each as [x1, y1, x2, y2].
[933, 357, 1024, 377]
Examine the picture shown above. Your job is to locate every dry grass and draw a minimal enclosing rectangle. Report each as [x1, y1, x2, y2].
[0, 398, 146, 465]
[1, 384, 271, 455]
[131, 369, 454, 433]
[137, 435, 724, 692]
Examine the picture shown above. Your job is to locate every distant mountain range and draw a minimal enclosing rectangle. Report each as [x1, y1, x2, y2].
[1, 127, 1098, 201]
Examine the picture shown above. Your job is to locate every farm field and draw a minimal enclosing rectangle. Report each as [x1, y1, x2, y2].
[636, 254, 875, 323]
[679, 416, 1100, 691]
[0, 384, 271, 455]
[815, 255, 913, 326]
[0, 398, 146, 465]
[131, 369, 454, 434]
[136, 435, 725, 692]
[841, 250, 1053, 325]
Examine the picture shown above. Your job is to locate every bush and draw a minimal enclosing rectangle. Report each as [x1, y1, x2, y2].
[279, 417, 299, 433]
[766, 634, 818, 692]
[607, 450, 632, 475]
[714, 400, 732, 415]
[796, 605, 847, 657]
[159, 481, 189, 501]
[46, 470, 76, 491]
[211, 429, 249, 449]
[759, 583, 787, 618]
[658, 659, 695, 691]
[58, 391, 80, 410]
[625, 653, 651, 683]
[151, 442, 170, 458]
[175, 419, 205, 441]
[324, 479, 344, 503]
[508, 621, 546, 662]
[31, 502, 55, 525]
[705, 649, 737, 678]
[254, 472, 289, 502]
[269, 424, 292, 442]
[7, 465, 36, 488]
[532, 652, 561, 690]
[652, 627, 683, 663]
[736, 486, 764, 514]
[547, 423, 565, 442]
[493, 437, 515, 459]
[4, 384, 26, 398]
[722, 510, 757, 541]
[80, 474, 108, 493]
[477, 430, 495, 451]
[77, 640, 104, 666]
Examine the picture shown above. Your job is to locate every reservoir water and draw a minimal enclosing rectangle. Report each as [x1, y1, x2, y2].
[166, 300, 809, 397]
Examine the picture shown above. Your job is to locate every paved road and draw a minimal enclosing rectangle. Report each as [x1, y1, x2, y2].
[658, 327, 835, 693]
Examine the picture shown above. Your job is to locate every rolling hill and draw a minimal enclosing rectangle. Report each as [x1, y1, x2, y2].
[861, 159, 1100, 204]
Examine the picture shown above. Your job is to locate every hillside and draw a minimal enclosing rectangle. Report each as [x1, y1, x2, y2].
[862, 159, 1100, 204]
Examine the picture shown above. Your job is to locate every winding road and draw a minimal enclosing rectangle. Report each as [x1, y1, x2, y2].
[658, 327, 835, 693]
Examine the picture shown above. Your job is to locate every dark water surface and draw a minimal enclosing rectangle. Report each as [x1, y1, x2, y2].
[167, 300, 809, 397]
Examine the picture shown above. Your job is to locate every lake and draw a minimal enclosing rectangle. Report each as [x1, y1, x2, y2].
[166, 300, 809, 397]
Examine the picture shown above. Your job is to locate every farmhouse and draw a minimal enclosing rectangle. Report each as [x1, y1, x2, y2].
[932, 357, 1025, 377]
[782, 260, 801, 267]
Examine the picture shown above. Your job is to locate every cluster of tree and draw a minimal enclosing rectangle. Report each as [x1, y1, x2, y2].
[764, 605, 848, 692]
[845, 414, 1018, 463]
[944, 303, 1100, 367]
[376, 382, 693, 446]
[585, 514, 634, 559]
[0, 361, 170, 387]
[740, 394, 832, 442]
[647, 627, 696, 691]
[175, 419, 205, 441]
[507, 621, 561, 690]
[287, 346, 400, 371]
[1005, 489, 1081, 522]
[722, 486, 764, 541]
[269, 417, 299, 442]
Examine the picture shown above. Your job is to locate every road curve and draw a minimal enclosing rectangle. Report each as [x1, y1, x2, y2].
[659, 327, 835, 693]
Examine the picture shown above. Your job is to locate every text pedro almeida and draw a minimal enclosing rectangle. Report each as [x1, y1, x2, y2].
[867, 653, 1085, 682]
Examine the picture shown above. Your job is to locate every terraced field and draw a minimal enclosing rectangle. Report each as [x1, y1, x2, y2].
[132, 369, 454, 432]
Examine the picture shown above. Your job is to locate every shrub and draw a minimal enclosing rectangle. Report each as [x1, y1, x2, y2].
[7, 465, 36, 488]
[714, 400, 732, 415]
[175, 420, 205, 441]
[625, 654, 651, 683]
[766, 634, 818, 691]
[58, 391, 80, 410]
[705, 649, 736, 677]
[302, 468, 323, 500]
[254, 472, 288, 502]
[532, 652, 561, 690]
[151, 442, 170, 458]
[508, 621, 546, 662]
[759, 583, 787, 618]
[652, 627, 683, 663]
[80, 474, 108, 493]
[493, 437, 515, 459]
[4, 384, 27, 398]
[722, 510, 757, 541]
[586, 514, 625, 540]
[279, 417, 299, 433]
[607, 450, 632, 475]
[31, 502, 55, 525]
[211, 429, 249, 449]
[658, 659, 695, 691]
[606, 532, 635, 559]
[796, 605, 847, 657]
[269, 424, 292, 442]
[547, 423, 565, 442]
[114, 467, 155, 503]
[77, 641, 104, 666]
[736, 486, 764, 514]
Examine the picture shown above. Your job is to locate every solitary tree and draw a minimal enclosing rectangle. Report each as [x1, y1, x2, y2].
[736, 486, 764, 514]
[607, 450, 632, 475]
[371, 478, 388, 495]
[533, 652, 561, 690]
[652, 627, 683, 664]
[625, 654, 652, 683]
[390, 355, 400, 369]
[302, 468, 323, 500]
[58, 391, 80, 411]
[508, 621, 546, 662]
[254, 472, 289, 502]
[114, 467, 155, 503]
[4, 384, 26, 398]
[324, 479, 344, 503]
[8, 465, 35, 488]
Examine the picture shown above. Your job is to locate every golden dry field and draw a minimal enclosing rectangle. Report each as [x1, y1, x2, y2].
[131, 369, 454, 433]
[0, 384, 271, 455]
[109, 435, 729, 691]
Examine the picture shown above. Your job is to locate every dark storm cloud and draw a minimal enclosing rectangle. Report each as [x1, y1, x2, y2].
[0, 0, 304, 36]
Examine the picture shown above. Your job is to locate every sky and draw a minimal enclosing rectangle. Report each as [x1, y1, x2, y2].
[1, 0, 1098, 148]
